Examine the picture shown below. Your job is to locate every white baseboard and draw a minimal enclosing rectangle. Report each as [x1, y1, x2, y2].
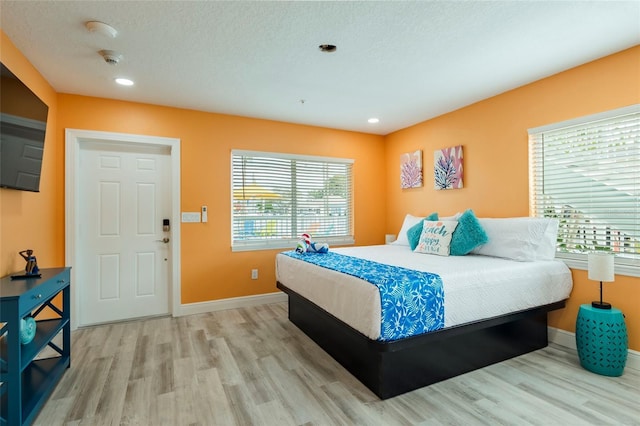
[176, 291, 287, 317]
[548, 326, 639, 372]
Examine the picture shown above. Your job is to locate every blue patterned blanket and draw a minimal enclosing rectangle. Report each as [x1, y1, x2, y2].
[282, 251, 444, 341]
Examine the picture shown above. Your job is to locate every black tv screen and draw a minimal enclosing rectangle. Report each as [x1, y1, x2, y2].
[0, 62, 49, 192]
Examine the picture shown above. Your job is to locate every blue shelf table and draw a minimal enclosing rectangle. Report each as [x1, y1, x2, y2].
[575, 303, 628, 376]
[0, 267, 71, 426]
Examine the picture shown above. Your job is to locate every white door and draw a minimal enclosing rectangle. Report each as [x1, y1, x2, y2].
[78, 141, 171, 325]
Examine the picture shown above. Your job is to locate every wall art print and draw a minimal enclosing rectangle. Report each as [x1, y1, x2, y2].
[400, 150, 423, 189]
[434, 145, 463, 190]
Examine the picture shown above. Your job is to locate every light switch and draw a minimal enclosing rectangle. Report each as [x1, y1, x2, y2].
[181, 212, 201, 223]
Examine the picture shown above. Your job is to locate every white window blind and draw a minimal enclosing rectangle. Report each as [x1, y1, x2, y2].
[231, 150, 354, 251]
[528, 104, 640, 275]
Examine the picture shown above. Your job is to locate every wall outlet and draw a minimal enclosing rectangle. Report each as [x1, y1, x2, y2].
[251, 269, 258, 280]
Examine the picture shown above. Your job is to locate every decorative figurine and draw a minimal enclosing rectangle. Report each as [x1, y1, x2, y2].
[20, 316, 37, 345]
[19, 249, 39, 276]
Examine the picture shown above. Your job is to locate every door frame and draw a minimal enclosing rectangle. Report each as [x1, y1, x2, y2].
[65, 129, 181, 329]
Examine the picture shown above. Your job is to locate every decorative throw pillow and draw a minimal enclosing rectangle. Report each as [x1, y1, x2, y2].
[450, 209, 489, 256]
[407, 212, 439, 250]
[414, 220, 459, 256]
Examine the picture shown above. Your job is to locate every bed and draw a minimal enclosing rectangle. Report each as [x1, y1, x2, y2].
[275, 214, 573, 399]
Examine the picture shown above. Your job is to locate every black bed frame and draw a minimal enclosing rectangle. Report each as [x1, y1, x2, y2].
[277, 281, 567, 399]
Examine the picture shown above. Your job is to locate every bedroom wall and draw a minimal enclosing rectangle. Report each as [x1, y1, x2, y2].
[384, 45, 640, 351]
[2, 27, 385, 311]
[55, 95, 386, 304]
[0, 32, 63, 276]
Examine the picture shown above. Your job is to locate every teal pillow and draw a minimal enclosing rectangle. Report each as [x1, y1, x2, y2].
[450, 209, 488, 255]
[407, 212, 438, 250]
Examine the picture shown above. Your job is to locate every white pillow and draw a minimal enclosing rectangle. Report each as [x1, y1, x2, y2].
[414, 220, 459, 256]
[391, 214, 423, 246]
[440, 213, 462, 221]
[471, 217, 559, 261]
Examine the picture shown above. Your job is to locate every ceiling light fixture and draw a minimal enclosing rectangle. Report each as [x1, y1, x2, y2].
[85, 21, 118, 38]
[368, 118, 380, 124]
[319, 44, 337, 53]
[115, 78, 134, 86]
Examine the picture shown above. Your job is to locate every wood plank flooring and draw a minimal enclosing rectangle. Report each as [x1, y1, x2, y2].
[36, 302, 639, 425]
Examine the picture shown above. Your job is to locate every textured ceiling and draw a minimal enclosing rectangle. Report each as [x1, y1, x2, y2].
[1, 1, 639, 135]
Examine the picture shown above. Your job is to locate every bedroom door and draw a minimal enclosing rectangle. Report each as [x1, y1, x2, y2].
[77, 141, 171, 325]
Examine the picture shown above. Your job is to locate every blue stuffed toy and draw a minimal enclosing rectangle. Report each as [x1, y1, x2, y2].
[295, 233, 329, 254]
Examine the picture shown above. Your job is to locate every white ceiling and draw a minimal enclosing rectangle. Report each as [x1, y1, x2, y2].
[1, 1, 639, 135]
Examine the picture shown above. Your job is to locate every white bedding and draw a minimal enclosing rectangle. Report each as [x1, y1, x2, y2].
[275, 245, 573, 340]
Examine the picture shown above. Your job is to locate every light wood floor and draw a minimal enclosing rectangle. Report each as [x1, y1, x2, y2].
[36, 302, 639, 426]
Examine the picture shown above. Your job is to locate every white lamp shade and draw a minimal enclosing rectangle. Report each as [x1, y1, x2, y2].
[587, 252, 615, 282]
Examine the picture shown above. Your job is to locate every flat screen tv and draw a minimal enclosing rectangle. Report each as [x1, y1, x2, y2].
[0, 62, 49, 192]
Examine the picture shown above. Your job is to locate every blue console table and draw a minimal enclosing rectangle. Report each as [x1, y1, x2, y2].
[575, 304, 628, 376]
[0, 267, 71, 425]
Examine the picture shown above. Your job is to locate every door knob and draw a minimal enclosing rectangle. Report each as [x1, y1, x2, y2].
[156, 237, 170, 244]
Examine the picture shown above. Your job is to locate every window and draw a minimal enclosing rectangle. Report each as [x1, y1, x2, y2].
[528, 105, 639, 276]
[231, 150, 354, 251]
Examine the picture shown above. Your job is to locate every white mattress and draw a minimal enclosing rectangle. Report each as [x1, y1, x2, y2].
[275, 245, 573, 340]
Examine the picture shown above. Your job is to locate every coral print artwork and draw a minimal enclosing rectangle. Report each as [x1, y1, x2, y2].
[434, 145, 463, 190]
[400, 150, 423, 189]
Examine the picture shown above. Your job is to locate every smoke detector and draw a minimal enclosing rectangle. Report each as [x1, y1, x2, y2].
[99, 50, 122, 65]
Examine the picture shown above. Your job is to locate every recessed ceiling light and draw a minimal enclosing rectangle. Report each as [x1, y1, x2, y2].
[115, 78, 134, 86]
[368, 118, 380, 124]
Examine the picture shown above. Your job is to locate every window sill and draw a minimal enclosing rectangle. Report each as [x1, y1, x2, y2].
[232, 236, 355, 252]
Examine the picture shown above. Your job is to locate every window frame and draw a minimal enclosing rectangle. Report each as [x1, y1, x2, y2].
[528, 104, 640, 277]
[230, 149, 355, 252]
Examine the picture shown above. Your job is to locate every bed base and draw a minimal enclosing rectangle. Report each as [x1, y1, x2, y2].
[277, 281, 567, 399]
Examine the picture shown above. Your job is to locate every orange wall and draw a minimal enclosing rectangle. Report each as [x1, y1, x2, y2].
[0, 32, 62, 276]
[1, 28, 385, 306]
[55, 95, 386, 304]
[384, 46, 640, 351]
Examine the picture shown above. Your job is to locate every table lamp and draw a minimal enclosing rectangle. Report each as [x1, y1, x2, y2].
[587, 252, 614, 310]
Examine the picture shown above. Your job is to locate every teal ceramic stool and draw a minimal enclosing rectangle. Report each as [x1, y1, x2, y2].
[575, 304, 628, 376]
